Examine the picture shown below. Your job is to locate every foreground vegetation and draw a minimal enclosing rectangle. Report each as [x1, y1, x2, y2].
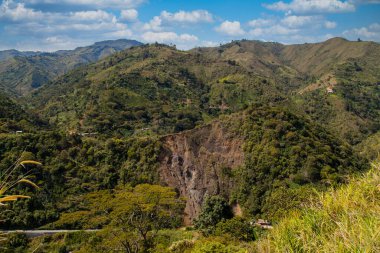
[4, 164, 379, 252]
[0, 106, 368, 229]
[257, 164, 380, 252]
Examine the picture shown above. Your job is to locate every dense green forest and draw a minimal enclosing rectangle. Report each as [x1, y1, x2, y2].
[0, 38, 379, 252]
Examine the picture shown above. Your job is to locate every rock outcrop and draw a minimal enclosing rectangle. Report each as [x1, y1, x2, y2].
[158, 121, 244, 224]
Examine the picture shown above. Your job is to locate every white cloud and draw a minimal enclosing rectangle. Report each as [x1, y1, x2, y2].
[249, 24, 299, 37]
[344, 27, 376, 37]
[26, 0, 147, 9]
[248, 18, 275, 27]
[264, 0, 356, 14]
[0, 0, 43, 21]
[215, 21, 245, 36]
[343, 23, 380, 40]
[281, 15, 317, 27]
[250, 28, 265, 36]
[142, 16, 162, 31]
[16, 35, 95, 51]
[350, 0, 380, 3]
[106, 28, 133, 38]
[70, 10, 115, 21]
[324, 21, 337, 29]
[369, 23, 380, 30]
[120, 9, 138, 21]
[269, 25, 300, 35]
[0, 0, 136, 51]
[142, 10, 213, 32]
[141, 31, 198, 43]
[160, 10, 213, 23]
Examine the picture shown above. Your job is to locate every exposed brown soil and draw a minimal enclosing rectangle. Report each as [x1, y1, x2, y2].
[158, 121, 244, 224]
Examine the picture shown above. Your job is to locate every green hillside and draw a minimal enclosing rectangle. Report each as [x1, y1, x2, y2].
[0, 106, 367, 229]
[26, 39, 380, 148]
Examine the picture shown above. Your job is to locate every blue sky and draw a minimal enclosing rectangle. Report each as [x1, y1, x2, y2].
[0, 0, 379, 51]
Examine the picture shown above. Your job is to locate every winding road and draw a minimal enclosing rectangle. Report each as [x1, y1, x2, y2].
[1, 229, 99, 238]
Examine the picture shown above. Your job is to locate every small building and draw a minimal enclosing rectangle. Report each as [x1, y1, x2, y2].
[327, 87, 334, 93]
[254, 219, 273, 229]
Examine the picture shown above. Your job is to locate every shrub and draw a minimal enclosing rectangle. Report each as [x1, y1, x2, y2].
[192, 241, 246, 253]
[215, 217, 256, 241]
[168, 239, 195, 252]
[194, 196, 233, 235]
[5, 233, 28, 248]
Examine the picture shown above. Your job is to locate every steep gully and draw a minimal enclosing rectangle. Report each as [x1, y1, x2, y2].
[158, 121, 244, 224]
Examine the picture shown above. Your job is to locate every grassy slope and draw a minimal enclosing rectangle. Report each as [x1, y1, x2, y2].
[285, 38, 380, 145]
[257, 164, 380, 253]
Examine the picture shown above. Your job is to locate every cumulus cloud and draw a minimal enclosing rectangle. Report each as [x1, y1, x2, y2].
[142, 16, 162, 31]
[350, 0, 380, 3]
[215, 21, 245, 36]
[141, 31, 198, 43]
[281, 15, 319, 27]
[247, 14, 339, 43]
[248, 18, 275, 27]
[120, 9, 138, 21]
[343, 22, 380, 40]
[70, 10, 115, 21]
[142, 10, 213, 32]
[0, 0, 136, 51]
[250, 24, 299, 36]
[26, 0, 147, 9]
[0, 0, 43, 21]
[264, 0, 356, 14]
[324, 21, 337, 29]
[248, 15, 336, 31]
[160, 10, 213, 23]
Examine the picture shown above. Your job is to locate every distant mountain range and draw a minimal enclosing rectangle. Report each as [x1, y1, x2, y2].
[0, 50, 43, 61]
[0, 39, 143, 96]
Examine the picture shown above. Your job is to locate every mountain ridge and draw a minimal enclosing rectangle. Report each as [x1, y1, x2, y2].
[24, 38, 380, 146]
[0, 39, 143, 96]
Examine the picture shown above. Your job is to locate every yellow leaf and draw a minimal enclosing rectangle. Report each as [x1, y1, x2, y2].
[20, 160, 42, 167]
[0, 195, 30, 203]
[17, 178, 40, 189]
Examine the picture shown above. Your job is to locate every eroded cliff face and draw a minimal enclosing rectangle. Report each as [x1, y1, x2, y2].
[158, 121, 244, 224]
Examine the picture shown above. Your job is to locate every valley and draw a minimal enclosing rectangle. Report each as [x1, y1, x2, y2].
[0, 37, 379, 252]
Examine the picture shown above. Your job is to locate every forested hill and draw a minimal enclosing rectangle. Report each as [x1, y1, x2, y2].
[0, 92, 44, 133]
[27, 38, 380, 145]
[0, 106, 368, 229]
[0, 39, 143, 96]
